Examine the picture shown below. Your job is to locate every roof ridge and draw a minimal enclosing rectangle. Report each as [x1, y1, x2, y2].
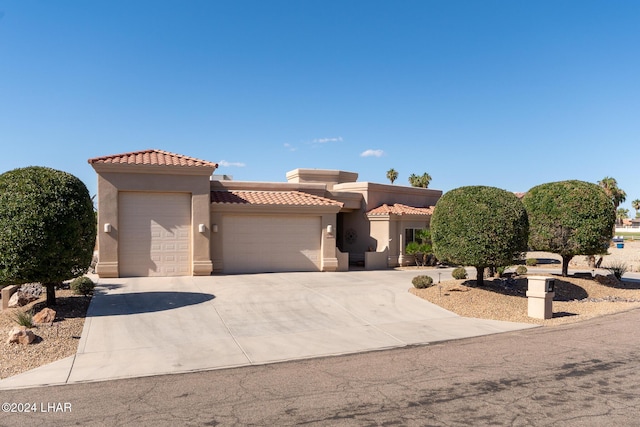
[88, 149, 218, 168]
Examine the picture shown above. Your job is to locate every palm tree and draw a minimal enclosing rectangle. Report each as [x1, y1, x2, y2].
[386, 168, 398, 184]
[598, 177, 627, 209]
[617, 208, 629, 223]
[632, 199, 640, 218]
[408, 172, 432, 188]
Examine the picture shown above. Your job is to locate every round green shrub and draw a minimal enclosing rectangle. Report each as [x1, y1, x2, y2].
[515, 265, 528, 276]
[522, 180, 615, 277]
[526, 258, 538, 266]
[452, 267, 468, 280]
[0, 166, 96, 306]
[431, 185, 529, 286]
[70, 276, 95, 296]
[412, 275, 434, 289]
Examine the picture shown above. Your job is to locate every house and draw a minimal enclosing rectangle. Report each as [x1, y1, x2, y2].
[89, 149, 441, 277]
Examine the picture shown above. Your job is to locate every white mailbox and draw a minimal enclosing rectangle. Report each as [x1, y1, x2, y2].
[526, 276, 555, 319]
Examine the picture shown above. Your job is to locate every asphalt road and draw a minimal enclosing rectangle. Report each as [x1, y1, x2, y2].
[2, 308, 639, 426]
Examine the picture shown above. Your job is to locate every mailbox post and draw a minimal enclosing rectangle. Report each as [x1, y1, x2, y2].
[526, 276, 555, 319]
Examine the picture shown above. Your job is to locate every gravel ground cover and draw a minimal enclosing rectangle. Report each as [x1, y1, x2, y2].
[410, 240, 640, 325]
[411, 274, 640, 326]
[0, 287, 91, 379]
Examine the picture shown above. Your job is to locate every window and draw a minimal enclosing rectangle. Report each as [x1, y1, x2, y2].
[405, 228, 431, 245]
[405, 228, 419, 245]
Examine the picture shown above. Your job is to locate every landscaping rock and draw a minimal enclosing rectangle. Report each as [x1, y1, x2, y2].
[33, 307, 56, 325]
[19, 283, 43, 299]
[7, 283, 43, 308]
[8, 291, 35, 308]
[7, 326, 35, 345]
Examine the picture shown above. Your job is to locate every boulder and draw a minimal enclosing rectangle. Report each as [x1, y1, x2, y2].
[8, 291, 36, 308]
[19, 283, 43, 299]
[7, 283, 43, 307]
[6, 326, 35, 345]
[33, 307, 56, 325]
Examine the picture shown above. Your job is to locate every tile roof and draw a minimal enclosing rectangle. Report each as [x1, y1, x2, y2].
[211, 190, 343, 207]
[367, 203, 434, 216]
[88, 149, 218, 168]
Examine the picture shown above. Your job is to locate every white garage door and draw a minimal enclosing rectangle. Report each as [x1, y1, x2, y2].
[222, 215, 321, 274]
[119, 192, 191, 277]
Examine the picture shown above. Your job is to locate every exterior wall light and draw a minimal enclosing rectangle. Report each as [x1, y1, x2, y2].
[198, 224, 206, 233]
[327, 225, 333, 235]
[212, 224, 218, 233]
[104, 223, 112, 233]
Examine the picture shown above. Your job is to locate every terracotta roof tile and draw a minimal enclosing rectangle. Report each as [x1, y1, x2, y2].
[367, 203, 434, 216]
[211, 190, 343, 207]
[88, 149, 218, 168]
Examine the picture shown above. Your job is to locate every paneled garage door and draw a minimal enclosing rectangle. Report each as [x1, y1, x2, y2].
[119, 192, 191, 277]
[222, 215, 321, 274]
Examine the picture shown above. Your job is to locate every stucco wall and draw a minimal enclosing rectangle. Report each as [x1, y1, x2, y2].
[333, 182, 441, 211]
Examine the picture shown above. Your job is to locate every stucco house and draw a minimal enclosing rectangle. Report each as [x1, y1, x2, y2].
[89, 149, 441, 277]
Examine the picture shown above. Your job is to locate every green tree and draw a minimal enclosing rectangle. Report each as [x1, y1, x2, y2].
[598, 177, 626, 209]
[617, 208, 629, 223]
[522, 180, 615, 277]
[0, 167, 96, 306]
[632, 199, 640, 218]
[408, 172, 432, 188]
[386, 168, 398, 184]
[431, 186, 529, 286]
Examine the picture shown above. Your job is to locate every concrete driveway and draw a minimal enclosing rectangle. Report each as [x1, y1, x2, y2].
[0, 270, 536, 389]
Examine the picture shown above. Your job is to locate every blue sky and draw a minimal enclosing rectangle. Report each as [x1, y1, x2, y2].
[1, 1, 639, 213]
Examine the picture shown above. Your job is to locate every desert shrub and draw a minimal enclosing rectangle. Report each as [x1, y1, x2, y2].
[452, 267, 468, 280]
[496, 266, 507, 277]
[70, 276, 95, 296]
[604, 262, 628, 280]
[12, 309, 34, 328]
[412, 275, 434, 289]
[405, 241, 420, 255]
[526, 258, 538, 266]
[515, 265, 528, 276]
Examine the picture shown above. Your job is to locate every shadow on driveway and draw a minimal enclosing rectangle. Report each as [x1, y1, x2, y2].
[89, 291, 215, 316]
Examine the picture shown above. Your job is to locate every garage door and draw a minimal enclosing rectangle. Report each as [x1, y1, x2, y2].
[119, 192, 191, 277]
[222, 215, 321, 274]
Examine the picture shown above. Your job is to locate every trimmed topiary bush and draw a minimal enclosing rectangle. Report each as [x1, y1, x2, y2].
[522, 180, 615, 277]
[412, 275, 434, 289]
[526, 258, 538, 266]
[70, 276, 95, 296]
[452, 267, 468, 280]
[431, 186, 529, 286]
[515, 265, 528, 276]
[0, 167, 96, 306]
